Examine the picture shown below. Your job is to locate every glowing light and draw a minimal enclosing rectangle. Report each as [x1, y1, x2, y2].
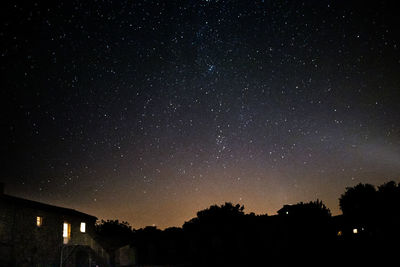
[80, 222, 86, 233]
[36, 216, 42, 227]
[353, 228, 358, 234]
[63, 222, 71, 244]
[63, 223, 68, 237]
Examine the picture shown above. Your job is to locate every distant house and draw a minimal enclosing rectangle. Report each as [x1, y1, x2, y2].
[277, 204, 307, 217]
[0, 184, 109, 266]
[277, 205, 292, 216]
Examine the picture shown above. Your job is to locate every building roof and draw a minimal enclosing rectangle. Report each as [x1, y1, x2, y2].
[0, 193, 97, 221]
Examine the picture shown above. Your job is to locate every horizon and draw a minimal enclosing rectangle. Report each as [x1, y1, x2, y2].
[3, 179, 398, 229]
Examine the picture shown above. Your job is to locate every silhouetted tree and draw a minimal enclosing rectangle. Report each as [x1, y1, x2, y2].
[277, 199, 333, 239]
[272, 200, 333, 265]
[338, 180, 400, 243]
[339, 183, 377, 223]
[184, 202, 245, 227]
[95, 219, 134, 251]
[375, 181, 400, 241]
[377, 181, 400, 216]
[336, 181, 400, 266]
[182, 203, 247, 265]
[278, 199, 331, 218]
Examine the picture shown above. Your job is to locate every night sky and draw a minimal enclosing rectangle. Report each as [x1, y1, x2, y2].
[2, 0, 400, 229]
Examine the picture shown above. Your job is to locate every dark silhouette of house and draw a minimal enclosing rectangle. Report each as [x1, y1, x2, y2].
[0, 184, 109, 266]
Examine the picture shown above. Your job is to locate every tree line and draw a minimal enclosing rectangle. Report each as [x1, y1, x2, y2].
[96, 180, 400, 266]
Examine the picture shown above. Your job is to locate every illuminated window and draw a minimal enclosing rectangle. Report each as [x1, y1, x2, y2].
[80, 222, 86, 233]
[36, 216, 43, 227]
[63, 222, 71, 244]
[337, 230, 342, 236]
[353, 228, 358, 234]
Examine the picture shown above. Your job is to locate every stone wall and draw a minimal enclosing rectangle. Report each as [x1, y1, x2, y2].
[0, 196, 106, 266]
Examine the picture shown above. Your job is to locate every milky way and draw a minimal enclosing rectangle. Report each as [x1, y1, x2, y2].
[3, 0, 400, 228]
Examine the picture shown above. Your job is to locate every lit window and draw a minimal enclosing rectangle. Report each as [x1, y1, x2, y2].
[36, 216, 43, 227]
[353, 228, 358, 234]
[337, 230, 342, 236]
[63, 222, 71, 244]
[80, 222, 86, 233]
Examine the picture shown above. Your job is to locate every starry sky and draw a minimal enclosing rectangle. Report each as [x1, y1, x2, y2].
[2, 0, 400, 229]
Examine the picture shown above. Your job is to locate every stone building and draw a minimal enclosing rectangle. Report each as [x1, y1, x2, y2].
[0, 184, 109, 266]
